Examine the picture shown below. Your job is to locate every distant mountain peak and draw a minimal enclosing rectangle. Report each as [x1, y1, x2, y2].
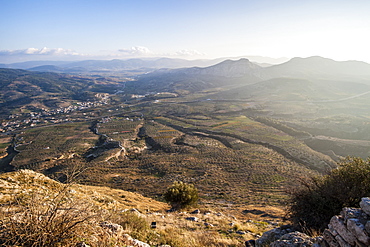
[176, 58, 261, 78]
[265, 56, 370, 79]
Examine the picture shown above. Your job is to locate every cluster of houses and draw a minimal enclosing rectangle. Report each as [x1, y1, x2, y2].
[0, 99, 109, 133]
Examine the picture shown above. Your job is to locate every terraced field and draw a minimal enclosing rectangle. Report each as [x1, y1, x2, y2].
[11, 122, 98, 170]
[2, 96, 337, 216]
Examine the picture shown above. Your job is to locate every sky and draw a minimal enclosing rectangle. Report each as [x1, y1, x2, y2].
[1, 0, 370, 63]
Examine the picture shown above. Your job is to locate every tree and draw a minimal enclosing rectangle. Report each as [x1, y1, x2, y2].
[289, 157, 370, 231]
[164, 181, 199, 210]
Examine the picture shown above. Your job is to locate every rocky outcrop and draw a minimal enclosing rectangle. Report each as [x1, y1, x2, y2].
[255, 225, 296, 246]
[321, 198, 370, 247]
[270, 232, 318, 247]
[251, 197, 370, 247]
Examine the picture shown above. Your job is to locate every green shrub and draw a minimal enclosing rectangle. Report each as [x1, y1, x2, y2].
[289, 157, 370, 231]
[164, 181, 199, 210]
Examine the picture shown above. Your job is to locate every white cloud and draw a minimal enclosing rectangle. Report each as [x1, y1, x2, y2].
[0, 46, 207, 63]
[0, 47, 80, 56]
[174, 49, 206, 57]
[116, 47, 206, 58]
[118, 46, 153, 56]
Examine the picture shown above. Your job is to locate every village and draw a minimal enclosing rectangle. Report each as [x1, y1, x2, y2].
[0, 99, 110, 133]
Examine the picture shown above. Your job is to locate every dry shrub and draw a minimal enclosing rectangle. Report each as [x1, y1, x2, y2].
[0, 171, 98, 246]
[289, 157, 370, 232]
[109, 210, 159, 244]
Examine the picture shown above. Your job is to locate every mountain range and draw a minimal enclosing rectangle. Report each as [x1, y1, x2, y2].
[0, 57, 226, 73]
[0, 55, 290, 74]
[125, 56, 370, 95]
[2, 55, 370, 117]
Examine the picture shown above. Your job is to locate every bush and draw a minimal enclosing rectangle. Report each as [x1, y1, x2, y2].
[289, 157, 370, 231]
[164, 181, 199, 210]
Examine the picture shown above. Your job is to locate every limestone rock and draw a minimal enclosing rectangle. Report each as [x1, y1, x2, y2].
[131, 238, 150, 247]
[255, 225, 294, 246]
[346, 218, 370, 245]
[340, 208, 364, 223]
[360, 198, 370, 215]
[329, 216, 356, 245]
[122, 233, 150, 247]
[270, 231, 314, 247]
[334, 234, 350, 247]
[322, 229, 339, 247]
[365, 221, 370, 234]
[261, 198, 370, 247]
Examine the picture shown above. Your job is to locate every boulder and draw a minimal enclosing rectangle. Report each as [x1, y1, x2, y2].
[255, 225, 294, 246]
[270, 231, 315, 247]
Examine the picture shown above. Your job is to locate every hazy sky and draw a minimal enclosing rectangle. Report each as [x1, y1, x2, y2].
[1, 0, 370, 63]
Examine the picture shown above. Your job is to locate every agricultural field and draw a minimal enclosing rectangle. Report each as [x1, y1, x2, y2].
[0, 135, 11, 159]
[4, 82, 362, 223]
[82, 123, 316, 211]
[96, 117, 146, 158]
[153, 114, 335, 172]
[11, 122, 98, 171]
[2, 95, 334, 214]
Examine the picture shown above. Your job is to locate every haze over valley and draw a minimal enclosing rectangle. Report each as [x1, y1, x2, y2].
[2, 1, 370, 246]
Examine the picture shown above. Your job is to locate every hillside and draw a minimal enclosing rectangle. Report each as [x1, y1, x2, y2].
[126, 57, 370, 159]
[2, 56, 370, 245]
[0, 169, 284, 246]
[0, 68, 126, 117]
[263, 56, 370, 81]
[2, 57, 368, 206]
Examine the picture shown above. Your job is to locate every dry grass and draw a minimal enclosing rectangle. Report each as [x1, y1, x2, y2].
[0, 170, 282, 246]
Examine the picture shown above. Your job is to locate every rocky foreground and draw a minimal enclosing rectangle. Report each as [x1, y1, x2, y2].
[251, 197, 370, 247]
[2, 169, 370, 246]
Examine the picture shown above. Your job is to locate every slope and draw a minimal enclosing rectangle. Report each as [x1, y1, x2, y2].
[0, 68, 126, 116]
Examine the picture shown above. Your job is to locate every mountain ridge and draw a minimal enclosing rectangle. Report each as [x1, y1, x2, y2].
[263, 56, 370, 80]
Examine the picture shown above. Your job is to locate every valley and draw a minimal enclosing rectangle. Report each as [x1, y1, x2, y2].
[3, 1, 370, 245]
[1, 56, 370, 221]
